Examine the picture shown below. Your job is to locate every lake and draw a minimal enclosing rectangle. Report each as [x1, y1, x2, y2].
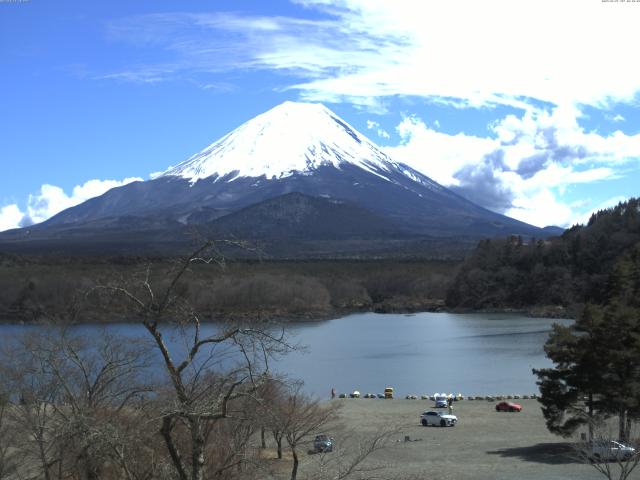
[282, 312, 571, 398]
[0, 312, 570, 399]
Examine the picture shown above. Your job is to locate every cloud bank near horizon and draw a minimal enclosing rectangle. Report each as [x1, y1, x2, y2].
[384, 105, 639, 227]
[0, 177, 142, 232]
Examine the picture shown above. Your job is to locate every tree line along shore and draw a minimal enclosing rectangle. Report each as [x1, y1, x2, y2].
[1, 198, 639, 324]
[0, 256, 455, 323]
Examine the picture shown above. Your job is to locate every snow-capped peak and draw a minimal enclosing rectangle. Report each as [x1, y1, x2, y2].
[161, 101, 401, 182]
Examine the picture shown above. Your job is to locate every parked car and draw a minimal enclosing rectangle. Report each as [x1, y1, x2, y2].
[313, 434, 334, 452]
[420, 410, 457, 427]
[384, 387, 394, 399]
[495, 401, 522, 412]
[434, 395, 448, 408]
[589, 440, 636, 462]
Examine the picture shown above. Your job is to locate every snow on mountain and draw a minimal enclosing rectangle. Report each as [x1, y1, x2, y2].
[162, 101, 418, 185]
[0, 99, 555, 256]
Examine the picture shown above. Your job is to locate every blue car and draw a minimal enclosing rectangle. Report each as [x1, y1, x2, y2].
[313, 434, 334, 452]
[435, 396, 448, 408]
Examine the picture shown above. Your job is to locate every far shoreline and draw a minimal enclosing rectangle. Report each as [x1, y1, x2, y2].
[0, 302, 575, 326]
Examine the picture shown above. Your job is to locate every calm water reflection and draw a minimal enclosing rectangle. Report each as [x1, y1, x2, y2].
[0, 312, 571, 398]
[280, 312, 572, 397]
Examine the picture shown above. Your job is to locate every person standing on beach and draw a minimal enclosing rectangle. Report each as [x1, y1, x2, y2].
[447, 396, 453, 414]
[331, 387, 336, 399]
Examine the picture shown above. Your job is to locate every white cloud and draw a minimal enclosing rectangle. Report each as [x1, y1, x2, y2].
[292, 0, 640, 108]
[495, 164, 618, 227]
[384, 115, 497, 186]
[383, 104, 640, 228]
[366, 119, 390, 139]
[505, 189, 576, 229]
[107, 1, 640, 110]
[0, 177, 142, 232]
[571, 196, 629, 226]
[0, 204, 24, 232]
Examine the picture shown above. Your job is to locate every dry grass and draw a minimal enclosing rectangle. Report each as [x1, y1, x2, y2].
[291, 398, 637, 480]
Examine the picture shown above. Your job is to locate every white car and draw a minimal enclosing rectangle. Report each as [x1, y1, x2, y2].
[420, 410, 457, 427]
[590, 441, 636, 462]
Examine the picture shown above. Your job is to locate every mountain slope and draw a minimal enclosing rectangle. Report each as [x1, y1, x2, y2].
[206, 192, 403, 240]
[0, 101, 556, 257]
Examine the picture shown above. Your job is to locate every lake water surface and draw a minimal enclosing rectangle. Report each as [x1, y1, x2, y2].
[282, 312, 572, 398]
[0, 312, 570, 398]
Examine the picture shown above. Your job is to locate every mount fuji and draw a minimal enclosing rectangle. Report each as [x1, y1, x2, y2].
[0, 101, 559, 257]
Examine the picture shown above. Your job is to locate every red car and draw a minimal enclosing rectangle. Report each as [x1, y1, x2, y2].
[495, 401, 522, 412]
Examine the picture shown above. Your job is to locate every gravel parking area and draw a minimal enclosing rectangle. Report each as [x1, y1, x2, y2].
[304, 398, 638, 480]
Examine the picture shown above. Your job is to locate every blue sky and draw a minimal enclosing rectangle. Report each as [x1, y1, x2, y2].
[1, 0, 639, 230]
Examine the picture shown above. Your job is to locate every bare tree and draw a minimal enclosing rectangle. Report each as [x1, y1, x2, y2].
[306, 425, 401, 480]
[205, 409, 259, 479]
[257, 377, 290, 460]
[99, 241, 292, 480]
[1, 333, 66, 480]
[0, 328, 154, 480]
[0, 391, 18, 480]
[261, 382, 340, 480]
[98, 404, 174, 480]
